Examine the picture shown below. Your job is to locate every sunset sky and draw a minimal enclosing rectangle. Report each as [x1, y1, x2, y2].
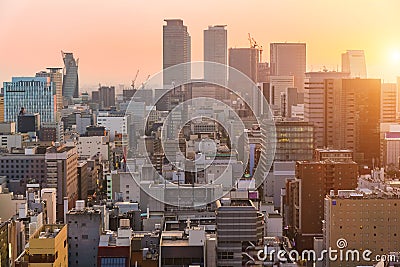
[1, 0, 400, 91]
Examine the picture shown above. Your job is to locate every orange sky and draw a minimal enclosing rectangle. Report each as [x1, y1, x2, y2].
[1, 0, 400, 91]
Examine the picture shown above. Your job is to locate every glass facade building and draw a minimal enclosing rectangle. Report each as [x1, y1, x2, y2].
[62, 51, 79, 99]
[3, 77, 56, 125]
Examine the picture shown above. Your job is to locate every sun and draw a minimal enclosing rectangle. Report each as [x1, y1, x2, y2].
[390, 50, 400, 64]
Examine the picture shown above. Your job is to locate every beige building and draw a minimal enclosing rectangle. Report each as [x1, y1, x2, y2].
[15, 224, 68, 267]
[324, 190, 400, 267]
[381, 83, 397, 123]
[45, 145, 78, 222]
[36, 68, 63, 112]
[0, 94, 4, 122]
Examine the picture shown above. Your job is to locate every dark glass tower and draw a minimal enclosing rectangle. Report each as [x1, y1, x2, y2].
[62, 51, 79, 99]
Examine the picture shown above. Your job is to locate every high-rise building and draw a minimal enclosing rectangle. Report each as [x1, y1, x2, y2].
[67, 203, 102, 267]
[163, 19, 191, 87]
[269, 75, 294, 110]
[324, 190, 400, 267]
[341, 50, 367, 78]
[229, 47, 259, 83]
[36, 68, 63, 111]
[98, 86, 116, 109]
[216, 198, 264, 267]
[270, 43, 306, 93]
[45, 144, 78, 222]
[17, 112, 40, 133]
[381, 83, 397, 123]
[275, 120, 314, 161]
[286, 160, 358, 250]
[3, 77, 56, 125]
[325, 78, 381, 166]
[304, 71, 350, 148]
[204, 25, 227, 85]
[62, 51, 79, 99]
[0, 94, 4, 122]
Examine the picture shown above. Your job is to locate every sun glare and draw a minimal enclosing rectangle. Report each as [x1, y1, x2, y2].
[390, 50, 400, 64]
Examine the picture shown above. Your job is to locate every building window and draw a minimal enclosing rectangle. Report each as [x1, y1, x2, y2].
[82, 235, 88, 239]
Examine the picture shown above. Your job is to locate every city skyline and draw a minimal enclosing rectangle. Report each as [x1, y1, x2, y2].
[1, 0, 400, 90]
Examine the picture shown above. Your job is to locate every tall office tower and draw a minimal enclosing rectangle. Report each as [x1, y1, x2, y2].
[381, 83, 397, 123]
[216, 198, 264, 267]
[270, 43, 306, 94]
[45, 144, 78, 222]
[3, 77, 56, 125]
[285, 160, 358, 250]
[229, 47, 259, 83]
[67, 203, 102, 267]
[257, 62, 270, 83]
[304, 71, 350, 148]
[275, 120, 314, 161]
[98, 86, 116, 109]
[397, 76, 400, 118]
[36, 68, 63, 111]
[324, 190, 400, 267]
[204, 25, 227, 86]
[0, 94, 4, 122]
[325, 78, 381, 166]
[62, 51, 79, 100]
[269, 75, 294, 111]
[163, 19, 191, 87]
[341, 50, 367, 78]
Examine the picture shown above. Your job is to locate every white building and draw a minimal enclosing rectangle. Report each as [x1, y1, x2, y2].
[270, 43, 306, 93]
[269, 76, 294, 111]
[341, 50, 367, 78]
[0, 134, 28, 151]
[96, 112, 127, 140]
[76, 135, 109, 160]
[204, 25, 227, 86]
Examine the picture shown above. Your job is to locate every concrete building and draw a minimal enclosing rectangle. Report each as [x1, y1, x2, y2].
[266, 212, 283, 237]
[163, 19, 191, 87]
[204, 25, 227, 86]
[98, 86, 116, 109]
[0, 121, 16, 134]
[67, 202, 102, 267]
[304, 71, 350, 148]
[45, 145, 78, 222]
[15, 224, 68, 267]
[0, 147, 47, 194]
[97, 219, 132, 267]
[0, 221, 9, 266]
[285, 160, 358, 250]
[62, 51, 79, 100]
[381, 83, 397, 123]
[383, 131, 400, 166]
[324, 189, 400, 267]
[269, 76, 294, 113]
[229, 47, 259, 83]
[341, 50, 367, 78]
[0, 133, 28, 152]
[216, 198, 264, 267]
[275, 120, 314, 161]
[36, 68, 63, 111]
[96, 112, 127, 141]
[0, 94, 4, 122]
[313, 148, 353, 162]
[3, 77, 56, 125]
[326, 78, 381, 166]
[160, 227, 206, 266]
[41, 188, 57, 224]
[76, 135, 109, 160]
[39, 121, 64, 143]
[270, 43, 306, 93]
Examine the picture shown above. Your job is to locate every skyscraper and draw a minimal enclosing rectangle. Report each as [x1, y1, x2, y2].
[381, 83, 397, 123]
[0, 94, 4, 122]
[204, 25, 227, 85]
[304, 71, 350, 148]
[98, 86, 116, 109]
[3, 77, 56, 126]
[326, 78, 381, 166]
[163, 19, 191, 87]
[341, 50, 367, 78]
[228, 47, 258, 83]
[36, 68, 63, 111]
[62, 51, 79, 99]
[270, 43, 306, 93]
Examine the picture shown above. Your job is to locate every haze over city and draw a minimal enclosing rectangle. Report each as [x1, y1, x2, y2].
[1, 0, 400, 89]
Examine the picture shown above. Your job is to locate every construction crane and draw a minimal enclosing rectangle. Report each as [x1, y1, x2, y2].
[140, 74, 151, 89]
[131, 69, 139, 89]
[248, 33, 263, 62]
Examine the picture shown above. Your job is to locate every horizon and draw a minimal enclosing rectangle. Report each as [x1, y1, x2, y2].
[1, 0, 400, 90]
